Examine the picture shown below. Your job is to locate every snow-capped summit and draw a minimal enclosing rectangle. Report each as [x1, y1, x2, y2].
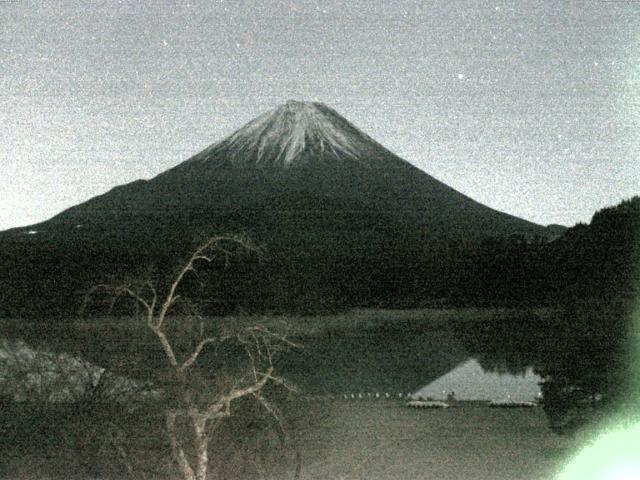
[192, 100, 381, 168]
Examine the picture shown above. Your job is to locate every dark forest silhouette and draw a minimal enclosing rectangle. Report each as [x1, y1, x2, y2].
[456, 197, 639, 433]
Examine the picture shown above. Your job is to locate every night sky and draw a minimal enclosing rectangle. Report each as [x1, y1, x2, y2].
[2, 0, 638, 230]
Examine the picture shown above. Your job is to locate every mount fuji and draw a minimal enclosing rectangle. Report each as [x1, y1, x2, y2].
[1, 101, 557, 315]
[18, 100, 546, 237]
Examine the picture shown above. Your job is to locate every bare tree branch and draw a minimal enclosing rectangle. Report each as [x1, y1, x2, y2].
[151, 328, 179, 369]
[253, 392, 288, 442]
[118, 286, 153, 319]
[82, 234, 293, 480]
[156, 234, 259, 329]
[203, 367, 275, 420]
[179, 337, 218, 373]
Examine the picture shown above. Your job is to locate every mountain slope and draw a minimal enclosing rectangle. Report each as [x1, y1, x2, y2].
[1, 101, 557, 316]
[22, 100, 544, 238]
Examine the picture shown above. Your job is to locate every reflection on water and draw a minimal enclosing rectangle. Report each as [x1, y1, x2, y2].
[2, 315, 546, 403]
[413, 358, 542, 402]
[277, 326, 469, 394]
[276, 317, 549, 397]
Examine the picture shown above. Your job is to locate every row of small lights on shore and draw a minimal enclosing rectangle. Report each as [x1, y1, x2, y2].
[299, 393, 539, 407]
[301, 392, 416, 401]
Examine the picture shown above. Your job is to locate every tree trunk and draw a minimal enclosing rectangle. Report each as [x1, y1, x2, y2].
[193, 415, 209, 480]
[166, 411, 196, 480]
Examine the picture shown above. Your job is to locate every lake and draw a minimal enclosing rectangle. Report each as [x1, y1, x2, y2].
[0, 309, 547, 402]
[0, 309, 582, 479]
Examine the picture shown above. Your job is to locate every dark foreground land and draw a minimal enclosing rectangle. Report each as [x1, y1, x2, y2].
[279, 400, 574, 480]
[0, 399, 576, 480]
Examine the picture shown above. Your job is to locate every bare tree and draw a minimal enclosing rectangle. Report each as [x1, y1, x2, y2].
[83, 234, 299, 480]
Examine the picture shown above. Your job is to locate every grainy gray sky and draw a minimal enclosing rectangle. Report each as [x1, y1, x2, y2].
[1, 0, 639, 230]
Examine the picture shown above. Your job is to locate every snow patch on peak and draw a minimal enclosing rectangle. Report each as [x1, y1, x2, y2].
[283, 99, 314, 110]
[209, 100, 372, 167]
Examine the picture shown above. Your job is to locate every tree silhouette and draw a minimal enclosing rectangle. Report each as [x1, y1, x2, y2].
[83, 234, 299, 480]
